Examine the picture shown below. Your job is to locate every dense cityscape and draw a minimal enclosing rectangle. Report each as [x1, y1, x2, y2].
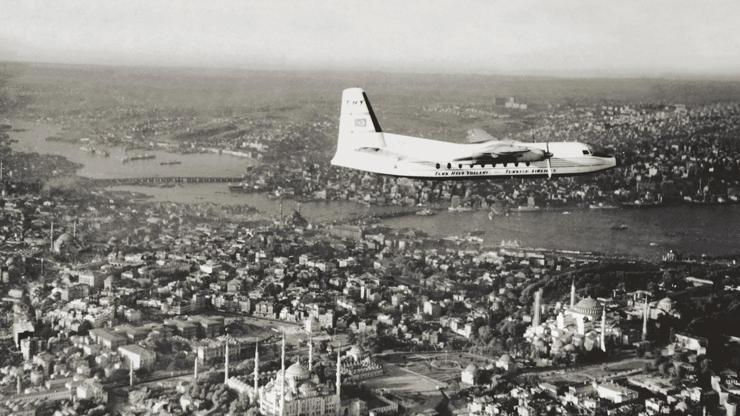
[1, 63, 740, 416]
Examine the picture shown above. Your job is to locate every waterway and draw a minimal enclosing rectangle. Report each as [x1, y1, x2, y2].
[7, 120, 254, 178]
[382, 205, 740, 260]
[110, 183, 402, 223]
[7, 119, 740, 260]
[112, 186, 740, 261]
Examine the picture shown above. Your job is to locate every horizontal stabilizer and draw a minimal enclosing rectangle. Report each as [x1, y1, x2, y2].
[466, 128, 497, 143]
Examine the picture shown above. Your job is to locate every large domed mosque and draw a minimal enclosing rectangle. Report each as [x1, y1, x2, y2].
[257, 336, 367, 416]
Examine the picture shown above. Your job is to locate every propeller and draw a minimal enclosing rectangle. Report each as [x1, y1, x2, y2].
[545, 142, 553, 179]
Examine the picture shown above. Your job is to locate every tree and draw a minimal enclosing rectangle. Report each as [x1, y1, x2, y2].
[230, 396, 250, 414]
[699, 358, 712, 375]
[477, 326, 493, 344]
[658, 361, 671, 376]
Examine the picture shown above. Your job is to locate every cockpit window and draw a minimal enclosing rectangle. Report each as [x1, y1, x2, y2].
[582, 149, 591, 155]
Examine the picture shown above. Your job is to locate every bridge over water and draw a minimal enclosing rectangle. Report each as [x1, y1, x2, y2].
[89, 176, 243, 186]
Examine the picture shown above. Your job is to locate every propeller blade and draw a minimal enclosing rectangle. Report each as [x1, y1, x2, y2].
[546, 142, 552, 179]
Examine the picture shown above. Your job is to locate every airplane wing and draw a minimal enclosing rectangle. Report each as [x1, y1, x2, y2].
[356, 147, 422, 162]
[452, 140, 541, 161]
[466, 128, 497, 143]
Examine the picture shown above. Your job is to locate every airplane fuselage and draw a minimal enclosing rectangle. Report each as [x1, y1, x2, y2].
[331, 133, 616, 179]
[331, 87, 617, 179]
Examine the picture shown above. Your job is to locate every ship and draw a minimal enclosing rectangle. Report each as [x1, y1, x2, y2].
[611, 224, 628, 231]
[588, 203, 618, 209]
[81, 146, 110, 157]
[448, 206, 473, 213]
[160, 161, 182, 165]
[229, 183, 255, 193]
[415, 208, 436, 216]
[121, 153, 156, 163]
[622, 199, 662, 208]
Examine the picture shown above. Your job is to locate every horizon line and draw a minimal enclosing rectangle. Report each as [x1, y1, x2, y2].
[2, 58, 740, 82]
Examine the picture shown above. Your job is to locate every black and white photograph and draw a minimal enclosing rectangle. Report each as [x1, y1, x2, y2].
[1, 1, 739, 415]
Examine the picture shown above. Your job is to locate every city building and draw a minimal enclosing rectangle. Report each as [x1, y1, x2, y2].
[118, 344, 157, 370]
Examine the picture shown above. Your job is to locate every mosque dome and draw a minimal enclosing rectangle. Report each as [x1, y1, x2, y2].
[298, 381, 317, 396]
[657, 297, 674, 312]
[348, 344, 366, 361]
[285, 362, 310, 382]
[53, 233, 72, 253]
[570, 297, 601, 319]
[498, 354, 512, 363]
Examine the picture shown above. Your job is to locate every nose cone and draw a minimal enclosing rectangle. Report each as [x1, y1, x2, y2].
[602, 156, 617, 169]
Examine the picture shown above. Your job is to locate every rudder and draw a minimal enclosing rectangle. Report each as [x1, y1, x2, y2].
[339, 88, 382, 134]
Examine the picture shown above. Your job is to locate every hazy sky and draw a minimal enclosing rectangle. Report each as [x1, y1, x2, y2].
[1, 0, 739, 76]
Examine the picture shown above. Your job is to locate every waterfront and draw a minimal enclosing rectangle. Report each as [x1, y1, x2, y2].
[382, 205, 740, 260]
[8, 119, 740, 260]
[7, 120, 255, 178]
[111, 183, 740, 261]
[109, 183, 402, 223]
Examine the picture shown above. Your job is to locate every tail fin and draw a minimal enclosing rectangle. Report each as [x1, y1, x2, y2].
[339, 88, 382, 134]
[335, 88, 386, 157]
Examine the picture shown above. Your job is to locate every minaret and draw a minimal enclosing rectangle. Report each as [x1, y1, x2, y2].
[600, 305, 607, 352]
[49, 221, 54, 252]
[642, 295, 649, 342]
[16, 374, 21, 394]
[280, 332, 285, 416]
[570, 279, 576, 308]
[308, 336, 313, 372]
[194, 357, 199, 383]
[335, 347, 341, 416]
[253, 342, 259, 398]
[129, 360, 134, 387]
[224, 339, 230, 384]
[532, 289, 542, 327]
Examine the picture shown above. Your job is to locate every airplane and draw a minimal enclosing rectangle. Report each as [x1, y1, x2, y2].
[330, 88, 617, 179]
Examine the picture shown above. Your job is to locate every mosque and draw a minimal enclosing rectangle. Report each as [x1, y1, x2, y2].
[525, 281, 623, 359]
[224, 335, 367, 416]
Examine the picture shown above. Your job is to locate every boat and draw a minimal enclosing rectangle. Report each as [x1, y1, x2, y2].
[415, 208, 436, 216]
[611, 224, 628, 231]
[229, 183, 248, 192]
[81, 146, 110, 157]
[229, 183, 259, 193]
[160, 161, 182, 165]
[122, 153, 156, 163]
[589, 203, 618, 209]
[448, 206, 472, 212]
[622, 200, 662, 208]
